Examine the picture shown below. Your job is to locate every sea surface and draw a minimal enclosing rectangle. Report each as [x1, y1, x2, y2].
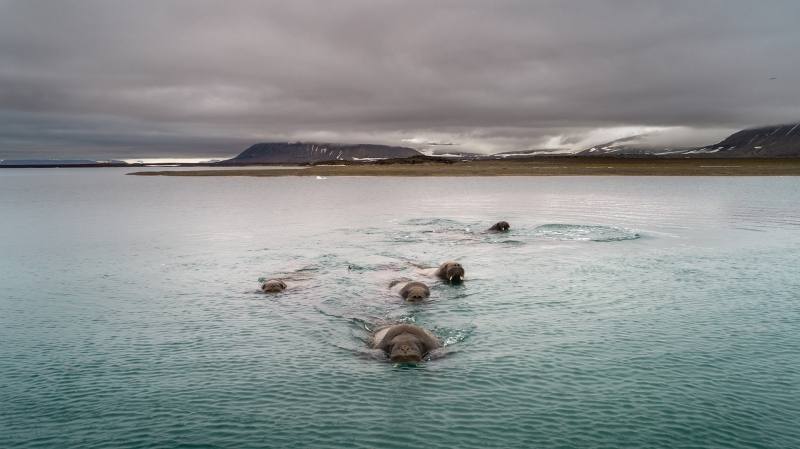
[1, 169, 799, 449]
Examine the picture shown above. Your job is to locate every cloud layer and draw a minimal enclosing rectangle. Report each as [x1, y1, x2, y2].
[1, 0, 799, 158]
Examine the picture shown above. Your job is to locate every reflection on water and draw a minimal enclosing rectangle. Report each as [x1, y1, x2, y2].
[1, 171, 799, 449]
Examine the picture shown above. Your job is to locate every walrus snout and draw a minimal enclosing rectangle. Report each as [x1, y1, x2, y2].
[373, 324, 440, 364]
[399, 281, 430, 302]
[261, 279, 287, 293]
[446, 264, 465, 284]
[407, 293, 426, 302]
[435, 261, 465, 284]
[390, 344, 422, 363]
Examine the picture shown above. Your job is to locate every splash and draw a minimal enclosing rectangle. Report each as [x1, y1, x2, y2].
[534, 224, 640, 242]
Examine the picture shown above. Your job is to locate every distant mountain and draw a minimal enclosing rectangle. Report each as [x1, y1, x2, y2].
[577, 135, 697, 157]
[222, 142, 421, 164]
[578, 123, 800, 157]
[691, 123, 800, 157]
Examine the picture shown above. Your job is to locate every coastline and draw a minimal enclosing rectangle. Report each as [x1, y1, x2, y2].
[128, 158, 800, 177]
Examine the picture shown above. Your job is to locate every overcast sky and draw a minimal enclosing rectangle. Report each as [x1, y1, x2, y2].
[1, 0, 799, 159]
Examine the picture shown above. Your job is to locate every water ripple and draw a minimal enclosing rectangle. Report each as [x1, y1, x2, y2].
[533, 223, 641, 242]
[3, 175, 800, 449]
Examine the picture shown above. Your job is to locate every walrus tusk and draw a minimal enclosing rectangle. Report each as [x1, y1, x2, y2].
[449, 276, 453, 281]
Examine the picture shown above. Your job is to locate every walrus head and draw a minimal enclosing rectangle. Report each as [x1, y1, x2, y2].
[489, 221, 510, 232]
[261, 279, 287, 293]
[387, 334, 425, 363]
[440, 261, 465, 284]
[374, 324, 441, 364]
[399, 282, 430, 303]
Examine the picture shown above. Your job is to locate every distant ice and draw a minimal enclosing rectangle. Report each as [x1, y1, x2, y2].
[121, 157, 228, 164]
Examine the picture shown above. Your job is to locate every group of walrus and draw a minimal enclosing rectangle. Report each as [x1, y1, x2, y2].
[259, 220, 511, 364]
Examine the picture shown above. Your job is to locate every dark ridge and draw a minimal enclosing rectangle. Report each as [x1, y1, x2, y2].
[577, 122, 800, 158]
[220, 142, 422, 164]
[702, 123, 800, 157]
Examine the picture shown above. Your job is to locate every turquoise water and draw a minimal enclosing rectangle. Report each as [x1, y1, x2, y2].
[1, 169, 799, 449]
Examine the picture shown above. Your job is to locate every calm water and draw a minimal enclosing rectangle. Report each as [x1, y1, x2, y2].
[1, 169, 799, 449]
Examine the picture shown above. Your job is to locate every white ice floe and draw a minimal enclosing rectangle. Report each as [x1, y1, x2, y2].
[684, 148, 721, 154]
[497, 151, 556, 157]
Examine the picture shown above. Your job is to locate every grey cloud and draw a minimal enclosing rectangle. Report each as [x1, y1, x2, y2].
[1, 0, 799, 158]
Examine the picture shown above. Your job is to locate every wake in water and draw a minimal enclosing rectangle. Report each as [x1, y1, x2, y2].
[256, 218, 641, 365]
[532, 224, 640, 242]
[251, 263, 324, 295]
[342, 316, 473, 364]
[387, 218, 641, 245]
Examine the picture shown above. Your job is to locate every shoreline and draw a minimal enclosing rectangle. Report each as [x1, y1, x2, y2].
[128, 158, 800, 177]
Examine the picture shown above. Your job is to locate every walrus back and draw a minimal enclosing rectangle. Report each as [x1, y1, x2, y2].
[372, 324, 440, 349]
[372, 327, 391, 347]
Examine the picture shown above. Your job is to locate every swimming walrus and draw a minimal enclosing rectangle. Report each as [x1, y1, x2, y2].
[260, 279, 287, 293]
[488, 221, 510, 232]
[372, 324, 442, 363]
[435, 261, 465, 284]
[396, 281, 431, 302]
[415, 261, 465, 284]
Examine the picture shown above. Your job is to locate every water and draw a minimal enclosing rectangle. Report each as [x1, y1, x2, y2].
[1, 169, 799, 449]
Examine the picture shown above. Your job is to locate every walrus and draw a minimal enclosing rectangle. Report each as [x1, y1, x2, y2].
[414, 261, 465, 284]
[396, 281, 431, 303]
[260, 279, 287, 293]
[435, 261, 465, 284]
[372, 324, 442, 363]
[488, 221, 510, 232]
